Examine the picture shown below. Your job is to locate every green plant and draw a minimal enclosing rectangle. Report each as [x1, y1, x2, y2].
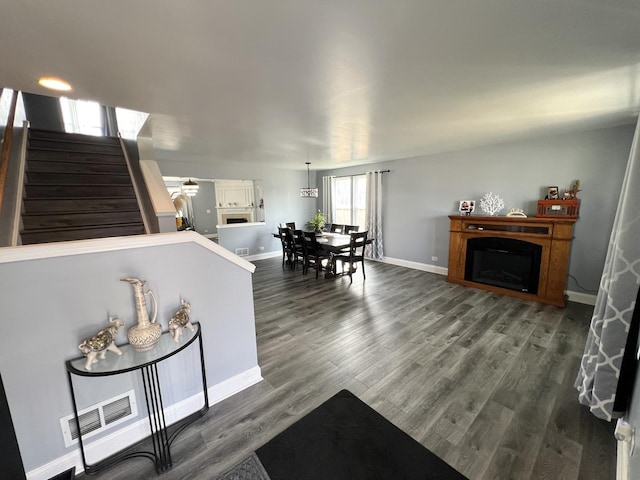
[306, 211, 326, 231]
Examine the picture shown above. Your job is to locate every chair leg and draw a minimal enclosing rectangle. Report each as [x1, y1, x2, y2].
[361, 260, 365, 279]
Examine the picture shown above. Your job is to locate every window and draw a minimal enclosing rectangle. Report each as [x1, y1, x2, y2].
[60, 97, 103, 136]
[0, 89, 26, 126]
[116, 107, 149, 140]
[332, 175, 366, 229]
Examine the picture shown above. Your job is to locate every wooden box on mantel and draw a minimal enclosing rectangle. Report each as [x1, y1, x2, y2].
[536, 199, 580, 218]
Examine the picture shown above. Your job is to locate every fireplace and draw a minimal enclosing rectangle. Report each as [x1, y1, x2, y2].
[447, 215, 577, 307]
[465, 237, 542, 294]
[226, 217, 248, 224]
[219, 210, 253, 225]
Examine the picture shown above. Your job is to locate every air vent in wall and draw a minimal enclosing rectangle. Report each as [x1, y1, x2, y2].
[60, 390, 137, 447]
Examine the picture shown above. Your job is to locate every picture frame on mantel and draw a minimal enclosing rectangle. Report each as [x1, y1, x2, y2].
[546, 186, 559, 200]
[458, 200, 475, 215]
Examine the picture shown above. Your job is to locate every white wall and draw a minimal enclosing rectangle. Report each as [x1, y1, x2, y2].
[0, 236, 259, 474]
[154, 159, 317, 256]
[318, 124, 634, 294]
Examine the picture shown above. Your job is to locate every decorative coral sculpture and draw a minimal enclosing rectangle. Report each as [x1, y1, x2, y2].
[480, 192, 505, 216]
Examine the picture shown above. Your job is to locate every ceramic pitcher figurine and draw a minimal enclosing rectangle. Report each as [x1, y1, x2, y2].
[121, 277, 161, 352]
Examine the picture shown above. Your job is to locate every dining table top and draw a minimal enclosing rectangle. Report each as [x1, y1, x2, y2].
[274, 231, 372, 253]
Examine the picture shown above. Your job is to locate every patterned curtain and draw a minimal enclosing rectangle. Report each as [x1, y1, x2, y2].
[322, 176, 334, 224]
[365, 171, 384, 259]
[575, 118, 640, 421]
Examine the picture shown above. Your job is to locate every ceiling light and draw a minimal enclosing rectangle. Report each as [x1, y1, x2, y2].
[38, 77, 72, 91]
[182, 178, 199, 197]
[300, 162, 318, 198]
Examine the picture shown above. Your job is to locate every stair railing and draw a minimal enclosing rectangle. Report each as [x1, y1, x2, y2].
[10, 121, 29, 246]
[0, 89, 18, 214]
[119, 135, 151, 234]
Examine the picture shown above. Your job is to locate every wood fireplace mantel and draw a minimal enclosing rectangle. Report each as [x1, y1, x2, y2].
[446, 215, 577, 307]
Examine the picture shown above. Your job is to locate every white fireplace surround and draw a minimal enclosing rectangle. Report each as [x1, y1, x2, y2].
[218, 208, 254, 226]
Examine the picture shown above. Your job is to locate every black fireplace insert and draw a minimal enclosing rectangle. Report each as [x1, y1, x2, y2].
[465, 237, 542, 294]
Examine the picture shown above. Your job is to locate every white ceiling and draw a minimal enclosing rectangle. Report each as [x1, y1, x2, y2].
[3, 0, 640, 170]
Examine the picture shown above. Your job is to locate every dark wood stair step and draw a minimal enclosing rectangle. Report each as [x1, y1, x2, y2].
[23, 198, 140, 214]
[24, 184, 136, 198]
[26, 159, 129, 175]
[27, 149, 126, 164]
[20, 224, 146, 245]
[28, 129, 121, 146]
[26, 172, 134, 185]
[27, 139, 123, 155]
[22, 211, 143, 230]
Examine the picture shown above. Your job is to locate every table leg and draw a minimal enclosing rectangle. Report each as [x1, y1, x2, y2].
[141, 364, 172, 472]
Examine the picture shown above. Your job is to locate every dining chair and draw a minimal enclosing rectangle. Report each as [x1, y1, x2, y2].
[290, 229, 305, 270]
[301, 231, 330, 278]
[277, 226, 294, 268]
[332, 231, 368, 283]
[330, 224, 345, 233]
[344, 225, 359, 234]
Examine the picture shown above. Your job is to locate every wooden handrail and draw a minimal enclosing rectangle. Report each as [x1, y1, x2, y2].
[0, 90, 18, 213]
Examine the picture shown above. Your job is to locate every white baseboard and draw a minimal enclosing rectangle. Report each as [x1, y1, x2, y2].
[617, 439, 630, 480]
[246, 251, 281, 261]
[565, 290, 597, 306]
[26, 366, 263, 480]
[380, 256, 448, 276]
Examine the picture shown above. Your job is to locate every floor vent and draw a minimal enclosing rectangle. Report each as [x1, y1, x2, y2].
[60, 390, 137, 447]
[235, 247, 249, 256]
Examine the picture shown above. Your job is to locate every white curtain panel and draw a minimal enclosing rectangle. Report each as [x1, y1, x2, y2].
[575, 118, 640, 421]
[365, 171, 384, 259]
[322, 176, 334, 223]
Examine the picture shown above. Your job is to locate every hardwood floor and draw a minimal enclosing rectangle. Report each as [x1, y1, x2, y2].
[77, 257, 615, 480]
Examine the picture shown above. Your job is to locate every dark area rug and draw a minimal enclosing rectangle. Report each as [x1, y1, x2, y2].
[220, 389, 468, 480]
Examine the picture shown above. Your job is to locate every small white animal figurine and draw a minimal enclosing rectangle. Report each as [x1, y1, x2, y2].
[169, 299, 195, 342]
[78, 316, 125, 371]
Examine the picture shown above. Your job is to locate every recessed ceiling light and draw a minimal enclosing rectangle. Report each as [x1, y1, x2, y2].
[38, 77, 72, 91]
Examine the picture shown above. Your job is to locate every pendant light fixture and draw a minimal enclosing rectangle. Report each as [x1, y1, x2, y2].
[300, 162, 318, 198]
[182, 178, 199, 197]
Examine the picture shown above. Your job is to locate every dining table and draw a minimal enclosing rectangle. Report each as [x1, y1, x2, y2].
[273, 231, 373, 278]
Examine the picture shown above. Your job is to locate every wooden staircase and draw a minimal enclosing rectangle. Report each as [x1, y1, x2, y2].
[20, 129, 146, 245]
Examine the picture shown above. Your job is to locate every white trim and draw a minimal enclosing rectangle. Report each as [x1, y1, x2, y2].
[25, 366, 263, 480]
[217, 222, 266, 229]
[207, 365, 263, 405]
[246, 251, 281, 261]
[139, 159, 176, 217]
[565, 290, 597, 306]
[618, 439, 630, 480]
[10, 121, 28, 246]
[0, 231, 256, 273]
[119, 136, 151, 234]
[380, 256, 449, 276]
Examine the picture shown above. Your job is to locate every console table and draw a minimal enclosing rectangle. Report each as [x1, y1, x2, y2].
[447, 215, 577, 307]
[66, 322, 208, 475]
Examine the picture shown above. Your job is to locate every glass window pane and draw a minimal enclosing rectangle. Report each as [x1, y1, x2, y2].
[116, 107, 149, 139]
[334, 177, 351, 225]
[0, 89, 26, 126]
[60, 97, 103, 136]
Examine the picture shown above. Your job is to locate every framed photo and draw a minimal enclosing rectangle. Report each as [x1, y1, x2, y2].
[546, 186, 559, 200]
[459, 200, 475, 214]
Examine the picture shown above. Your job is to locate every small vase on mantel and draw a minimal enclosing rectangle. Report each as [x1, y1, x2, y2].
[121, 277, 161, 352]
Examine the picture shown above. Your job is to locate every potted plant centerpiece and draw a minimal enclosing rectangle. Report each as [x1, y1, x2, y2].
[306, 211, 326, 233]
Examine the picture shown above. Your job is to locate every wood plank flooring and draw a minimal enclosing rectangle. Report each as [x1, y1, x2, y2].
[77, 257, 615, 480]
